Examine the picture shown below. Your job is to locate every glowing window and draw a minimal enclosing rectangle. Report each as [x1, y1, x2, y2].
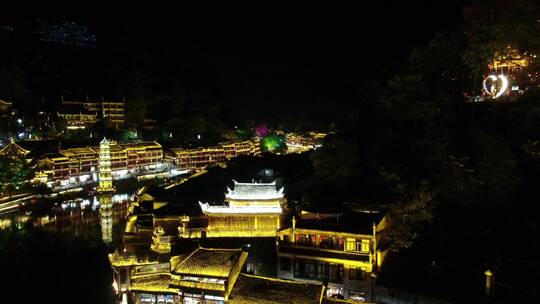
[345, 238, 357, 251]
[361, 240, 370, 252]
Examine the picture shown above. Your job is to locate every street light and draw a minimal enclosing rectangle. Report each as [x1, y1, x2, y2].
[370, 272, 378, 302]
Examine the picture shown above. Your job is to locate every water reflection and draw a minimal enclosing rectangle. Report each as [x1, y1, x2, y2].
[100, 194, 113, 244]
[0, 192, 134, 247]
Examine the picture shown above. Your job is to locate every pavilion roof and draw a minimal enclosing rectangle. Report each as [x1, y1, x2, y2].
[225, 180, 284, 201]
[130, 273, 177, 293]
[0, 99, 12, 106]
[228, 274, 322, 304]
[171, 247, 245, 278]
[0, 139, 30, 157]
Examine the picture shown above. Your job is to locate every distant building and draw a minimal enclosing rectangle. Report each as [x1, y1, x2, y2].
[170, 147, 226, 172]
[285, 132, 325, 154]
[276, 204, 389, 302]
[143, 119, 159, 130]
[462, 0, 540, 100]
[56, 103, 98, 129]
[58, 97, 125, 129]
[167, 139, 260, 173]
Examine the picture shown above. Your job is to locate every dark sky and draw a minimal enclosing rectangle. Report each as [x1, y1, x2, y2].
[125, 4, 462, 108]
[1, 3, 466, 121]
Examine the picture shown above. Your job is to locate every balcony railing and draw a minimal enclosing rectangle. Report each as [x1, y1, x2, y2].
[278, 244, 370, 262]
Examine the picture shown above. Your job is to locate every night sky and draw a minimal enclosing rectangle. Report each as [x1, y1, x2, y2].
[1, 3, 465, 120]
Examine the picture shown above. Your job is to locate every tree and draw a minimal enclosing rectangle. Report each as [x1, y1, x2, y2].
[0, 156, 33, 196]
[461, 3, 540, 94]
[385, 184, 434, 251]
[310, 135, 361, 184]
[0, 66, 33, 102]
[260, 133, 287, 153]
[254, 124, 270, 138]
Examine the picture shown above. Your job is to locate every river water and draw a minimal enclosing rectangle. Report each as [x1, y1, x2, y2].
[0, 192, 134, 244]
[0, 190, 135, 304]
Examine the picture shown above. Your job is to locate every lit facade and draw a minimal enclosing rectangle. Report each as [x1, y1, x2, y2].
[276, 206, 388, 302]
[485, 47, 537, 98]
[169, 147, 225, 172]
[195, 181, 284, 238]
[108, 196, 249, 304]
[98, 137, 114, 192]
[58, 97, 125, 128]
[285, 132, 326, 154]
[57, 112, 98, 129]
[101, 101, 125, 124]
[111, 246, 248, 304]
[109, 197, 323, 304]
[36, 141, 164, 186]
[168, 139, 260, 173]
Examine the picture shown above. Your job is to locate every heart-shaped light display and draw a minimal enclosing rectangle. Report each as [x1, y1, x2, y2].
[482, 74, 509, 99]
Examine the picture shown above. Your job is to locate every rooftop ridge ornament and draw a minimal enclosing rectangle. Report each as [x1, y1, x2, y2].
[483, 74, 509, 99]
[225, 180, 284, 200]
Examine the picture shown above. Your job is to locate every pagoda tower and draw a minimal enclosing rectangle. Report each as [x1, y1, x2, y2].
[98, 137, 114, 192]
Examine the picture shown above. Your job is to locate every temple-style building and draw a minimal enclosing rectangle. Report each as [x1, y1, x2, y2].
[109, 196, 323, 304]
[196, 181, 284, 238]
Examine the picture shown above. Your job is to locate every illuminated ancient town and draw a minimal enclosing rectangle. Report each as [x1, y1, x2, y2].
[1, 2, 540, 303]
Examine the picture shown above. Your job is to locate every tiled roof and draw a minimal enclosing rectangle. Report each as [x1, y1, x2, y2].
[199, 201, 282, 214]
[294, 210, 385, 235]
[0, 140, 30, 157]
[130, 273, 177, 293]
[226, 180, 284, 201]
[121, 141, 162, 149]
[228, 274, 322, 304]
[171, 248, 245, 278]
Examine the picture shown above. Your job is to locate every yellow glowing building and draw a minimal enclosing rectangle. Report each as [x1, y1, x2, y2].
[34, 140, 164, 186]
[488, 47, 531, 72]
[98, 137, 114, 192]
[276, 204, 388, 302]
[59, 97, 125, 129]
[197, 181, 284, 238]
[168, 139, 261, 173]
[483, 46, 538, 98]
